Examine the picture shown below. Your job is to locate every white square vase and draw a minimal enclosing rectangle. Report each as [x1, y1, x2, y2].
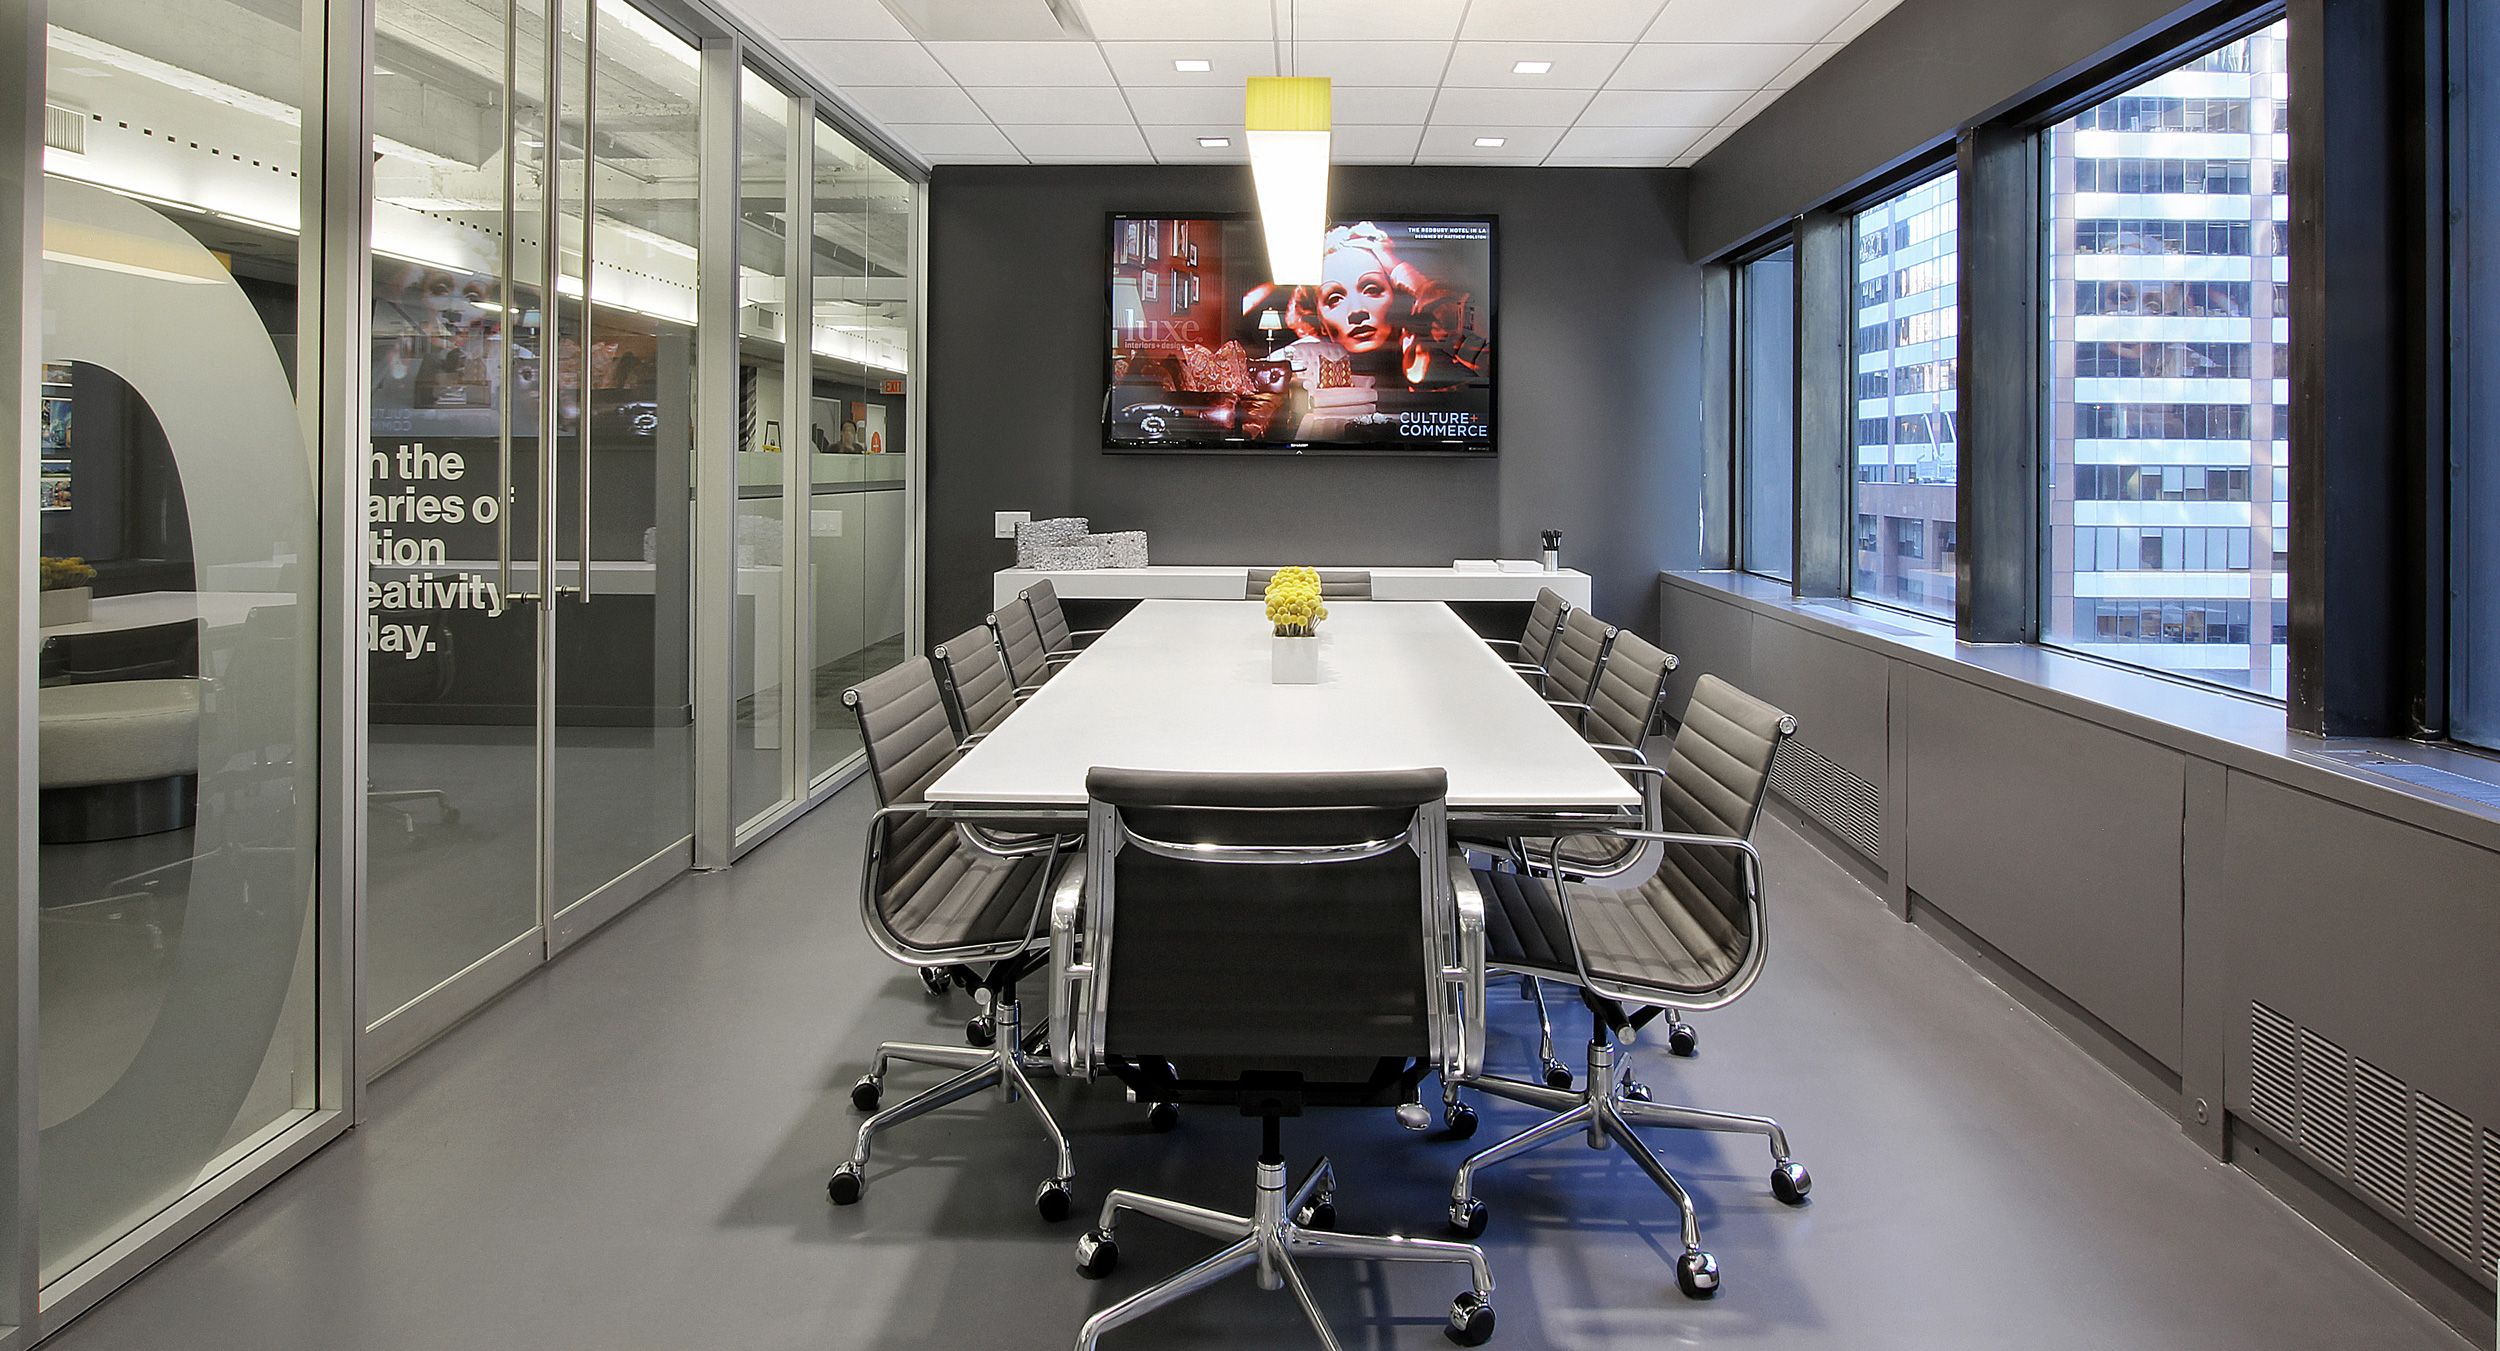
[39, 586, 91, 626]
[1271, 635, 1319, 685]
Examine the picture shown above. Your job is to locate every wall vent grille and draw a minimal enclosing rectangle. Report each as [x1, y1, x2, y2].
[43, 103, 84, 154]
[1765, 740, 1879, 860]
[2247, 1001, 2494, 1286]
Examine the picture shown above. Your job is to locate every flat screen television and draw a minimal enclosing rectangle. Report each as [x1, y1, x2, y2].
[1104, 214, 1495, 453]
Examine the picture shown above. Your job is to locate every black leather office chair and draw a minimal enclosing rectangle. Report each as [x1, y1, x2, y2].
[1450, 675, 1807, 1299]
[1051, 768, 1497, 1349]
[827, 657, 1096, 1219]
[933, 621, 1020, 746]
[1245, 567, 1372, 599]
[1023, 578, 1111, 659]
[1483, 586, 1571, 686]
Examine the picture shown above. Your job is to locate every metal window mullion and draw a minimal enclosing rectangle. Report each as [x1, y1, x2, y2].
[691, 35, 741, 869]
[1792, 208, 1854, 597]
[1956, 123, 2041, 643]
[1700, 263, 1735, 570]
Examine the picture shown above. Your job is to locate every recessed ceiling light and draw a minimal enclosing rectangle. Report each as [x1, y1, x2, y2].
[1474, 136, 1507, 148]
[1511, 60, 1552, 75]
[1198, 136, 1231, 148]
[1173, 58, 1212, 72]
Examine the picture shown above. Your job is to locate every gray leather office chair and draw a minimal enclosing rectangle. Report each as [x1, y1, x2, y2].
[1245, 567, 1373, 599]
[1538, 607, 1615, 719]
[933, 621, 1020, 746]
[990, 595, 1071, 692]
[1023, 578, 1111, 659]
[1447, 675, 1805, 1298]
[1483, 586, 1571, 685]
[827, 656, 1095, 1219]
[1051, 768, 1497, 1349]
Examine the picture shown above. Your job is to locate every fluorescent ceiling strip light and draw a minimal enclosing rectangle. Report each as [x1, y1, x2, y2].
[1245, 77, 1330, 286]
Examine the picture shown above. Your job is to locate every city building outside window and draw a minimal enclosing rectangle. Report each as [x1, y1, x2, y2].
[2043, 20, 2290, 697]
[1852, 171, 1959, 616]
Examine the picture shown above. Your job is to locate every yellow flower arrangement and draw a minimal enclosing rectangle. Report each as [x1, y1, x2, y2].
[1264, 566, 1328, 637]
[39, 555, 95, 592]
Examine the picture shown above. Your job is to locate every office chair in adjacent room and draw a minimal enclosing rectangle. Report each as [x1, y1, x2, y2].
[1450, 675, 1807, 1299]
[1481, 586, 1571, 686]
[828, 657, 1096, 1219]
[1052, 767, 1497, 1349]
[1244, 567, 1373, 599]
[1022, 578, 1112, 660]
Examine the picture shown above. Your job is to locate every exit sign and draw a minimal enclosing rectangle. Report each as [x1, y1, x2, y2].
[881, 379, 904, 395]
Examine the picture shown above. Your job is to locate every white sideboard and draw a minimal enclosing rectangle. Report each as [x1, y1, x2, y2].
[992, 565, 1591, 609]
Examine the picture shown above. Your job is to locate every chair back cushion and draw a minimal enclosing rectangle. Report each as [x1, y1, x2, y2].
[1024, 579, 1073, 653]
[1585, 627, 1677, 750]
[1088, 768, 1441, 1080]
[1520, 588, 1569, 666]
[1650, 674, 1794, 948]
[1545, 608, 1615, 706]
[933, 623, 1014, 739]
[1245, 567, 1373, 599]
[989, 599, 1051, 687]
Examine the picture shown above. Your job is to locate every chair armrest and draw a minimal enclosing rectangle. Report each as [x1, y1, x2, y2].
[1445, 850, 1489, 1083]
[954, 821, 1070, 858]
[1587, 741, 1651, 766]
[1538, 827, 1770, 1023]
[1041, 650, 1082, 668]
[1545, 698, 1594, 716]
[1047, 858, 1091, 1077]
[1482, 637, 1528, 655]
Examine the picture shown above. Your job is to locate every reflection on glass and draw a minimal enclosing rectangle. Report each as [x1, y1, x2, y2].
[36, 0, 319, 1279]
[2042, 21, 2290, 698]
[733, 70, 795, 829]
[808, 122, 913, 781]
[1738, 246, 1796, 581]
[1851, 172, 1960, 617]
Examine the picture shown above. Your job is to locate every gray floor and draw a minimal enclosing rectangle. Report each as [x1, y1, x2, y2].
[42, 784, 2471, 1351]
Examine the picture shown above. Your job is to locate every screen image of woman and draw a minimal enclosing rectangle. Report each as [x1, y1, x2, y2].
[1259, 221, 1493, 444]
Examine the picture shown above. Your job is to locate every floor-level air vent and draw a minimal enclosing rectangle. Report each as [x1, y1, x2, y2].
[1765, 740, 1879, 861]
[2247, 1001, 2494, 1285]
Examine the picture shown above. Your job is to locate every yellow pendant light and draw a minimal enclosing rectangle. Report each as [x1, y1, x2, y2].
[1245, 74, 1331, 287]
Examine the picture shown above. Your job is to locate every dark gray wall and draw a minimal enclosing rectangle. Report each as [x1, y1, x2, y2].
[926, 164, 1703, 638]
[1686, 0, 2241, 258]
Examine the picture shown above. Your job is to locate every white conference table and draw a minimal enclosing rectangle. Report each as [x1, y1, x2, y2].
[928, 599, 1638, 824]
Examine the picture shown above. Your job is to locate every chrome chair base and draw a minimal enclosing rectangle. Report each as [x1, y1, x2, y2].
[1074, 1153, 1496, 1351]
[1449, 1037, 1809, 1299]
[829, 994, 1084, 1221]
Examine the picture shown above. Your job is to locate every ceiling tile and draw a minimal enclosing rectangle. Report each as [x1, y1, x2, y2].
[968, 85, 1138, 124]
[1415, 124, 1565, 163]
[1121, 85, 1246, 123]
[1608, 42, 1807, 89]
[1426, 87, 1597, 127]
[1728, 88, 1786, 122]
[1100, 40, 1276, 85]
[1551, 123, 1705, 160]
[1826, 0, 1905, 46]
[1548, 155, 1681, 168]
[842, 85, 989, 124]
[1641, 0, 1862, 45]
[1288, 39, 1455, 86]
[786, 40, 957, 88]
[1140, 125, 1251, 161]
[1439, 41, 1632, 90]
[1767, 43, 1843, 90]
[724, 0, 914, 41]
[1578, 87, 1747, 125]
[1001, 122, 1153, 159]
[1286, 0, 1473, 42]
[1669, 154, 1698, 167]
[1331, 123, 1424, 163]
[1074, 0, 1273, 41]
[887, 122, 1023, 160]
[1332, 86, 1439, 123]
[1459, 0, 1667, 43]
[1682, 120, 1741, 160]
[927, 40, 1115, 86]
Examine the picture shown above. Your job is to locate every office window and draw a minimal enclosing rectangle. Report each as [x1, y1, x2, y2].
[1852, 171, 1959, 616]
[2458, 0, 2500, 748]
[1737, 246, 1797, 580]
[2043, 20, 2289, 697]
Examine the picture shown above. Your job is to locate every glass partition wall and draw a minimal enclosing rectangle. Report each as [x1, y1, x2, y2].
[7, 0, 921, 1330]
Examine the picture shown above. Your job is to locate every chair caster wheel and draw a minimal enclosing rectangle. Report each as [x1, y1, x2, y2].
[826, 1164, 864, 1206]
[1075, 1227, 1119, 1279]
[1667, 1022, 1699, 1057]
[1675, 1250, 1720, 1298]
[1445, 1291, 1496, 1346]
[1771, 1159, 1812, 1204]
[1296, 1193, 1336, 1232]
[1541, 1059, 1573, 1090]
[1146, 1102, 1180, 1133]
[1447, 1198, 1488, 1240]
[1619, 1080, 1653, 1104]
[966, 1015, 997, 1048]
[1444, 1101, 1478, 1139]
[850, 1076, 882, 1112]
[1035, 1178, 1073, 1222]
[919, 966, 951, 997]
